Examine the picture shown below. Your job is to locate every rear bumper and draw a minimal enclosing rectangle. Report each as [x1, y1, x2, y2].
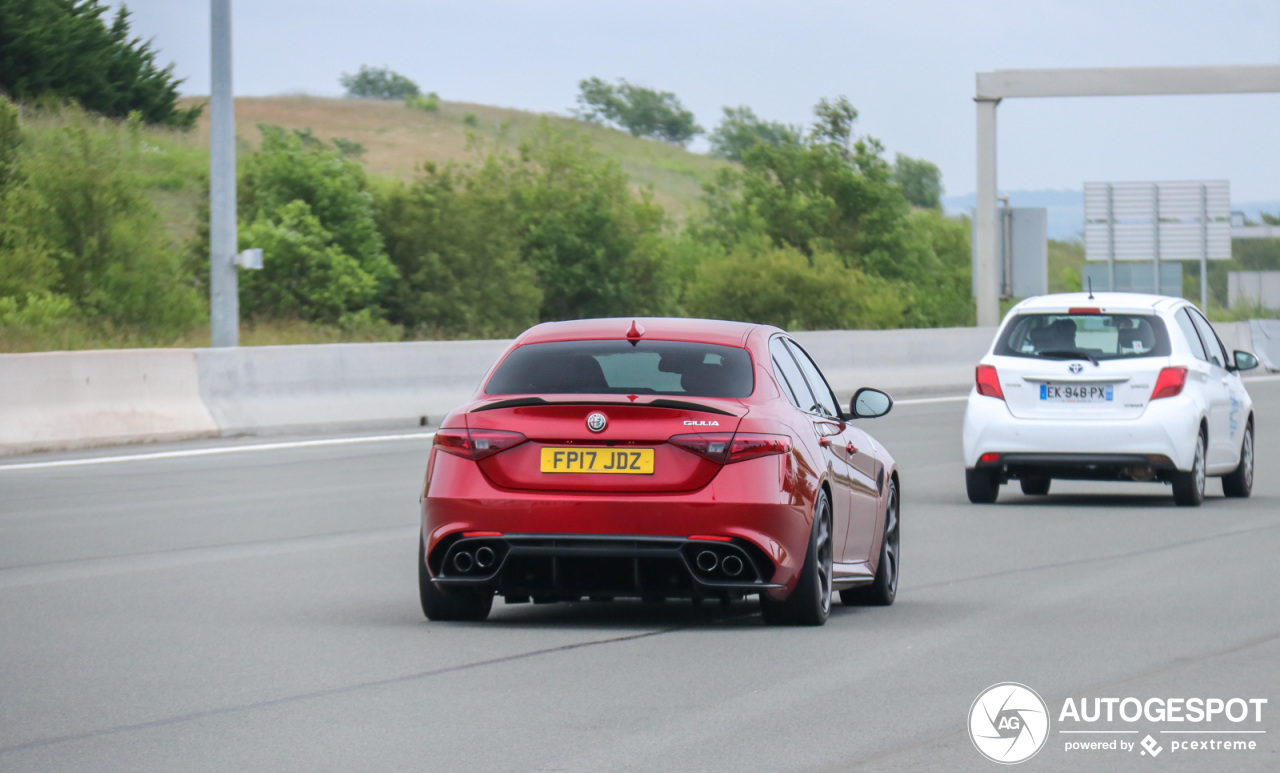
[972, 452, 1178, 482]
[962, 389, 1201, 471]
[421, 451, 812, 597]
[429, 534, 782, 601]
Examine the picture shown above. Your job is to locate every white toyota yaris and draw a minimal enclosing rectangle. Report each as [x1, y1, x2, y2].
[963, 292, 1259, 506]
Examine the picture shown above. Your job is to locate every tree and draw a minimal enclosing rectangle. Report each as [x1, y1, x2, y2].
[892, 153, 943, 210]
[0, 107, 203, 332]
[339, 65, 421, 100]
[0, 0, 201, 128]
[692, 96, 971, 327]
[573, 77, 702, 146]
[708, 106, 799, 162]
[377, 163, 543, 338]
[231, 125, 399, 322]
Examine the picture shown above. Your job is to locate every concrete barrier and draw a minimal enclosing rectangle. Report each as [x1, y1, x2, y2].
[0, 349, 217, 455]
[794, 327, 996, 401]
[195, 339, 511, 435]
[2, 319, 1272, 456]
[1249, 320, 1280, 371]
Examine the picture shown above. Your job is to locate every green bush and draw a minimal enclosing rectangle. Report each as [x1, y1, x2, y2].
[238, 200, 378, 322]
[237, 124, 398, 319]
[339, 65, 420, 100]
[406, 92, 439, 112]
[0, 107, 203, 334]
[684, 241, 906, 330]
[463, 111, 479, 127]
[377, 164, 542, 338]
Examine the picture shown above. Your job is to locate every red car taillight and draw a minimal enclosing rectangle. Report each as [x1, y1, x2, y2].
[1151, 367, 1188, 400]
[433, 428, 527, 460]
[669, 433, 791, 464]
[975, 364, 1004, 400]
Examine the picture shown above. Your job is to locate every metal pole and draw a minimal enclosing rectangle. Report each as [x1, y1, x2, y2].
[1199, 183, 1209, 310]
[209, 0, 238, 347]
[1000, 198, 1013, 298]
[1106, 184, 1115, 291]
[1151, 183, 1161, 296]
[974, 98, 1001, 326]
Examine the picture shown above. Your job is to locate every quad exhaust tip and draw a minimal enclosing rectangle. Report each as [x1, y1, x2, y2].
[721, 555, 744, 577]
[452, 551, 474, 573]
[695, 550, 719, 573]
[474, 546, 496, 569]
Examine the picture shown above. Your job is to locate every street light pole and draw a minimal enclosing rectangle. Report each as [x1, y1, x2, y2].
[209, 0, 238, 347]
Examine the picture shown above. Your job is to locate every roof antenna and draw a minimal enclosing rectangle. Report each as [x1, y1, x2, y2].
[1087, 277, 1095, 300]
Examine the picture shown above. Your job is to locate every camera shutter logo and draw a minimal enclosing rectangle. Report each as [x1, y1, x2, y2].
[968, 683, 1050, 764]
[586, 412, 608, 432]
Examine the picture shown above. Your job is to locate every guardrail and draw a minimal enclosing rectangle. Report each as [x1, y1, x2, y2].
[0, 322, 1264, 456]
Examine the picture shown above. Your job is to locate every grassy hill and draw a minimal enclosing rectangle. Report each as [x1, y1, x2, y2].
[180, 95, 728, 220]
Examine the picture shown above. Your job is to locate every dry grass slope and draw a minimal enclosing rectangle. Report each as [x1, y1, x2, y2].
[181, 95, 728, 219]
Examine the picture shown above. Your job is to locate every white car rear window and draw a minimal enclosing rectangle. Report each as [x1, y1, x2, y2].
[994, 314, 1172, 361]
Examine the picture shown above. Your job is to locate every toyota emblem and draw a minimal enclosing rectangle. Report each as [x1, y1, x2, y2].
[586, 412, 608, 432]
[1068, 363, 1084, 374]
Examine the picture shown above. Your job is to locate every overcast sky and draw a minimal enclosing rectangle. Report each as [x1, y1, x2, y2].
[107, 0, 1280, 201]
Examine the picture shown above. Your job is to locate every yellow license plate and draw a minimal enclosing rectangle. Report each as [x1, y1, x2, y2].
[539, 447, 655, 474]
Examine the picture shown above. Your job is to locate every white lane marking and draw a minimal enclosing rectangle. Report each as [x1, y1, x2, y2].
[0, 432, 438, 471]
[0, 395, 972, 472]
[895, 395, 969, 405]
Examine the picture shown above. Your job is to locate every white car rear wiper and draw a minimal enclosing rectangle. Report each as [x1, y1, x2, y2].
[1037, 349, 1100, 366]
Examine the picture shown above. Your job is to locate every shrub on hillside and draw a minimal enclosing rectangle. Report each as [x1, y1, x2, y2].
[0, 107, 203, 334]
[377, 163, 542, 338]
[0, 1, 200, 128]
[195, 125, 398, 324]
[377, 121, 678, 333]
[684, 241, 906, 330]
[892, 153, 943, 210]
[405, 93, 439, 112]
[340, 65, 421, 100]
[573, 77, 702, 147]
[708, 106, 800, 162]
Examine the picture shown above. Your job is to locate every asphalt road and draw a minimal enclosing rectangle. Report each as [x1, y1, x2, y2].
[2, 381, 1279, 772]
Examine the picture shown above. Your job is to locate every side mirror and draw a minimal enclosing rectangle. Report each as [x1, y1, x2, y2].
[1234, 350, 1259, 372]
[850, 387, 893, 419]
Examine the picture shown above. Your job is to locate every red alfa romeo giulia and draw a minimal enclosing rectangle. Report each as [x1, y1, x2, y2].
[418, 317, 900, 625]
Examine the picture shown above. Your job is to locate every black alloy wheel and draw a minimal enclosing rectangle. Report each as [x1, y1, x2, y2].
[762, 489, 833, 626]
[1222, 422, 1254, 498]
[1171, 429, 1207, 507]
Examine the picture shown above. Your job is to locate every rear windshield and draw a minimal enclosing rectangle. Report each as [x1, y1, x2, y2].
[485, 340, 754, 397]
[994, 313, 1171, 361]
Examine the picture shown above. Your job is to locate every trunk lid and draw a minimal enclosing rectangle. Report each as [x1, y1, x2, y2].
[467, 398, 747, 493]
[991, 354, 1169, 420]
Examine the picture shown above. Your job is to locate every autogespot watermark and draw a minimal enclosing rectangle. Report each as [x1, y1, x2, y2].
[968, 685, 1270, 764]
[969, 683, 1051, 764]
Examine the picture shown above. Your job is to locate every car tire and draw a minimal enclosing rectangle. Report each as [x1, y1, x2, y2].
[419, 535, 493, 621]
[841, 478, 898, 607]
[966, 468, 999, 504]
[1019, 476, 1051, 496]
[762, 489, 833, 626]
[1171, 429, 1207, 507]
[1221, 422, 1254, 499]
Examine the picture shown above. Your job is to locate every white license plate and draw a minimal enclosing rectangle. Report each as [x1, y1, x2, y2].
[1040, 384, 1113, 403]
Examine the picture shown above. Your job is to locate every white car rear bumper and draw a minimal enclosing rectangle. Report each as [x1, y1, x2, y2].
[962, 389, 1201, 471]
